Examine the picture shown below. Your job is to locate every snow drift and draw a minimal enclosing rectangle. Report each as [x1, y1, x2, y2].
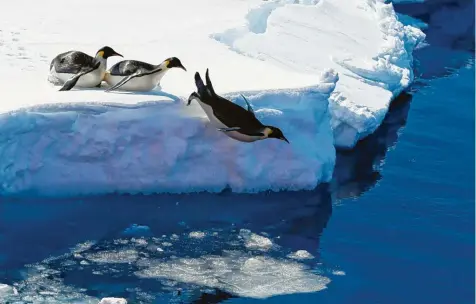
[0, 0, 423, 196]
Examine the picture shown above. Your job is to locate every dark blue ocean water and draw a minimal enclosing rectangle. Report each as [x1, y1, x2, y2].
[0, 2, 474, 304]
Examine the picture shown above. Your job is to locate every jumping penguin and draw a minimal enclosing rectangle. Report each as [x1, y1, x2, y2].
[49, 46, 123, 91]
[187, 69, 290, 144]
[104, 57, 187, 92]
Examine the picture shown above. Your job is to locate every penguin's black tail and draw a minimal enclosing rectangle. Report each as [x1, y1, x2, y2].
[194, 68, 217, 99]
[194, 71, 208, 98]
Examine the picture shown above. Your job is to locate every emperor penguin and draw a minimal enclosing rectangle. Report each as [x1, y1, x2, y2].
[104, 57, 187, 92]
[187, 69, 290, 144]
[49, 46, 123, 91]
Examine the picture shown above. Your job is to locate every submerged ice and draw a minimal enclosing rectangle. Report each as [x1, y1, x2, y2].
[0, 228, 338, 302]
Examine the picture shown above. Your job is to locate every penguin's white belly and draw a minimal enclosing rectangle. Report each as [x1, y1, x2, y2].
[50, 68, 104, 88]
[196, 100, 264, 143]
[105, 72, 165, 91]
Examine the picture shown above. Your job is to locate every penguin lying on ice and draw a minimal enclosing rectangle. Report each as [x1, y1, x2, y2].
[187, 69, 289, 144]
[49, 46, 123, 91]
[104, 57, 186, 92]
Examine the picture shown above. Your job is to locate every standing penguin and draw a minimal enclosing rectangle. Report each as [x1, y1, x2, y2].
[187, 69, 289, 144]
[104, 57, 186, 92]
[49, 46, 123, 91]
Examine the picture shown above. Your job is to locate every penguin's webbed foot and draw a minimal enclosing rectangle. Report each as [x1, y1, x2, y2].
[187, 92, 200, 106]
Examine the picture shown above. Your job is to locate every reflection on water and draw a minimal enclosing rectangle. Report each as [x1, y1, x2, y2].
[332, 91, 413, 200]
[0, 92, 414, 304]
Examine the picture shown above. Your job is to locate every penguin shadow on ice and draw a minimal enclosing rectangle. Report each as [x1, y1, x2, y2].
[187, 68, 290, 144]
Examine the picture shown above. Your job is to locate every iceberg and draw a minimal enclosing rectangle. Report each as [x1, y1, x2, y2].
[0, 0, 423, 196]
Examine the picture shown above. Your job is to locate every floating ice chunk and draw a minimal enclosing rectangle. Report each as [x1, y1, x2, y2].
[122, 224, 152, 237]
[71, 240, 96, 253]
[135, 251, 330, 299]
[0, 284, 17, 298]
[287, 250, 315, 260]
[99, 298, 127, 304]
[131, 238, 148, 246]
[239, 229, 273, 251]
[189, 231, 206, 239]
[0, 267, 99, 303]
[85, 249, 139, 264]
[332, 270, 346, 276]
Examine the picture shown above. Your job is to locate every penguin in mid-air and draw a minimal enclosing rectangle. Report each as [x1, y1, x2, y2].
[49, 46, 123, 91]
[187, 69, 289, 144]
[104, 57, 187, 92]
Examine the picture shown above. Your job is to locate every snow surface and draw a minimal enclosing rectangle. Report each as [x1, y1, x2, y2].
[0, 0, 423, 196]
[213, 0, 425, 148]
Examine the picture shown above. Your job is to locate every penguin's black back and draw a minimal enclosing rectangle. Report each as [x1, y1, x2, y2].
[108, 60, 157, 76]
[195, 71, 265, 134]
[50, 51, 96, 74]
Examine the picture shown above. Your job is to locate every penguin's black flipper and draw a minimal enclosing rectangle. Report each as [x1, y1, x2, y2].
[218, 127, 241, 132]
[59, 61, 101, 91]
[240, 94, 255, 116]
[218, 127, 265, 137]
[59, 77, 80, 91]
[106, 67, 163, 92]
[105, 72, 139, 92]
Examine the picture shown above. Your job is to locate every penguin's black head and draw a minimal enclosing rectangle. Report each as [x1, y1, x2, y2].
[265, 126, 289, 144]
[164, 57, 187, 71]
[96, 46, 123, 59]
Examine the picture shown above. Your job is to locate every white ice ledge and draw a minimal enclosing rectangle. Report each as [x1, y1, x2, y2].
[0, 0, 424, 196]
[0, 70, 338, 197]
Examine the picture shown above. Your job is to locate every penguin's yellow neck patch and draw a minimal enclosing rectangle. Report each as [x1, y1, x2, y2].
[263, 127, 273, 137]
[163, 60, 170, 68]
[96, 51, 105, 58]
